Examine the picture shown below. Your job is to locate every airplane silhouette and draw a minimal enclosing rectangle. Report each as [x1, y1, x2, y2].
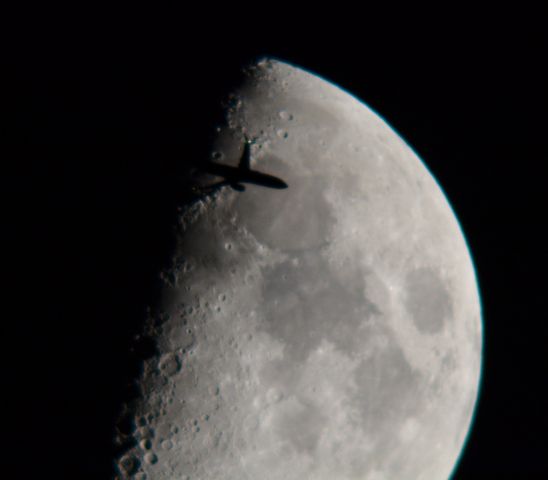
[197, 137, 288, 193]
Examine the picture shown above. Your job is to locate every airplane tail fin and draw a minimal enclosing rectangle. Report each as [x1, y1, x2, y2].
[238, 136, 255, 171]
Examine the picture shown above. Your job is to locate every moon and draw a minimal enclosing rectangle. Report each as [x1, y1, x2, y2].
[115, 58, 482, 480]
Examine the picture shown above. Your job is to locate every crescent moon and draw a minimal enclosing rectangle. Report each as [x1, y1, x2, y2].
[115, 58, 482, 480]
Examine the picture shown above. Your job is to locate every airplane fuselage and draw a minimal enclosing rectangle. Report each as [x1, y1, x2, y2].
[202, 162, 288, 189]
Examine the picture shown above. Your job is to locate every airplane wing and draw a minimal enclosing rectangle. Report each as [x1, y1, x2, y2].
[196, 180, 246, 194]
[230, 183, 246, 192]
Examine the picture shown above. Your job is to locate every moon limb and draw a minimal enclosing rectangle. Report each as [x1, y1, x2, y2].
[116, 59, 482, 480]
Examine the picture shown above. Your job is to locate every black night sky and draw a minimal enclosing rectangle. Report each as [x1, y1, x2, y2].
[4, 9, 547, 479]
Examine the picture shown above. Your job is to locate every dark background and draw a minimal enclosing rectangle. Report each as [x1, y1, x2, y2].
[3, 9, 546, 479]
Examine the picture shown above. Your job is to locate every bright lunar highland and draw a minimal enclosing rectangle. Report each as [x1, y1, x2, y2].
[115, 59, 482, 480]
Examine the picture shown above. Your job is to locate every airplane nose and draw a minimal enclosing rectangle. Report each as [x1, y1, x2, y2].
[275, 178, 289, 189]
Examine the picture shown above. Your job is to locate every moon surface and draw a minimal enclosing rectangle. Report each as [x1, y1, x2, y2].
[115, 59, 482, 480]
